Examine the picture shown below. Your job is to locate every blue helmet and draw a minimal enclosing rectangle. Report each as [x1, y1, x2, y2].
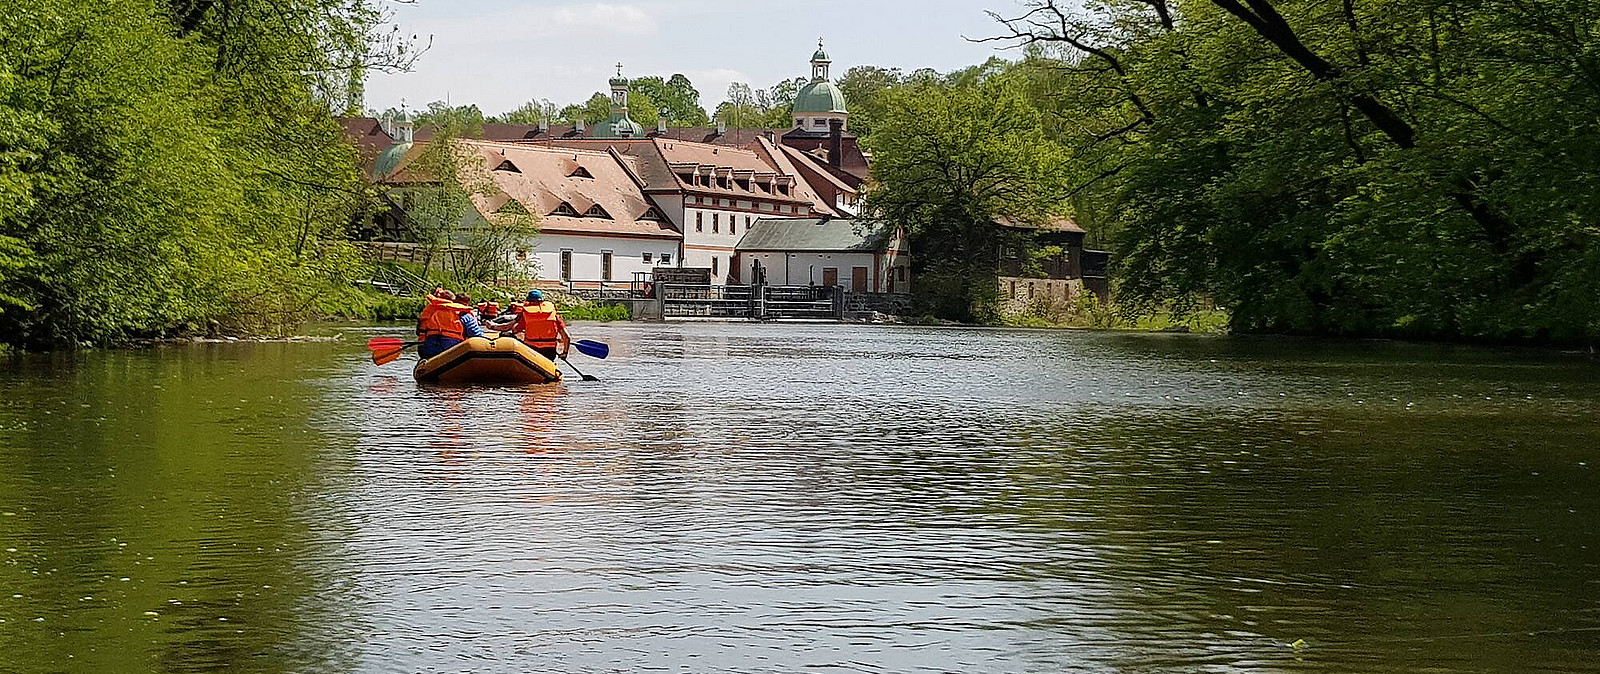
[527, 289, 544, 302]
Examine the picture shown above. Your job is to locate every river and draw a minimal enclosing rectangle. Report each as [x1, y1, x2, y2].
[1, 323, 1598, 673]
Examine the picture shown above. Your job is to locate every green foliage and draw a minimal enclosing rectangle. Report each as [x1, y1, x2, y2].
[630, 75, 711, 126]
[910, 265, 1001, 325]
[488, 98, 558, 125]
[316, 285, 427, 321]
[394, 133, 541, 287]
[863, 74, 1070, 322]
[557, 302, 631, 322]
[991, 0, 1600, 344]
[0, 0, 403, 348]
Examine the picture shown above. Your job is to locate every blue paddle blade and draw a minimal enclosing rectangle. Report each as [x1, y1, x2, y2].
[574, 339, 609, 359]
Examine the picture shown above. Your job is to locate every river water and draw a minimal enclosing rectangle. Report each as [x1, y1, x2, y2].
[1, 323, 1598, 673]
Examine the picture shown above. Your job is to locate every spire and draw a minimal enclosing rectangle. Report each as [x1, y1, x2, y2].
[811, 39, 831, 81]
[610, 62, 629, 107]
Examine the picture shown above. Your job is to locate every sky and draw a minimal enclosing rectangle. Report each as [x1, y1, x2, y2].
[362, 0, 1030, 117]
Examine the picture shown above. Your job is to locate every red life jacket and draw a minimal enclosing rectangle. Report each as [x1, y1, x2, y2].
[418, 297, 471, 340]
[476, 301, 501, 320]
[515, 301, 561, 348]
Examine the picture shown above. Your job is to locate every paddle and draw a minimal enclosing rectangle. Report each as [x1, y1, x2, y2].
[573, 339, 609, 359]
[366, 337, 421, 366]
[561, 356, 600, 382]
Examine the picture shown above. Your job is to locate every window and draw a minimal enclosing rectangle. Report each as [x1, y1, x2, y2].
[601, 251, 613, 281]
[897, 267, 908, 281]
[661, 253, 671, 265]
[711, 256, 719, 277]
[779, 205, 792, 214]
[730, 219, 737, 235]
[583, 204, 611, 219]
[813, 118, 826, 127]
[560, 250, 572, 281]
[568, 166, 593, 178]
[494, 160, 521, 173]
[696, 212, 703, 232]
[643, 252, 653, 263]
[712, 213, 719, 233]
[550, 202, 580, 217]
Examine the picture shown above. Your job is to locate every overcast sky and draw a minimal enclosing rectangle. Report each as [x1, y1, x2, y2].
[363, 0, 1030, 117]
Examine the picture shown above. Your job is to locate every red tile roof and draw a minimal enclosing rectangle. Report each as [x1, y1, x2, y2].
[377, 140, 680, 240]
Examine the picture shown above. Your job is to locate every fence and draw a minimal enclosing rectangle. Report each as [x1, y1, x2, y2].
[658, 284, 843, 320]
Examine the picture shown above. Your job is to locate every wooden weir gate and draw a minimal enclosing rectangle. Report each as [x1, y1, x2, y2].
[658, 284, 844, 320]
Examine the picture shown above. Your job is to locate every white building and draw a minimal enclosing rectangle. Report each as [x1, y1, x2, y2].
[736, 217, 910, 293]
[376, 139, 680, 290]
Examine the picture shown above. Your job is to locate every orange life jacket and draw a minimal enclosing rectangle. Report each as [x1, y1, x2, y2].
[418, 297, 471, 340]
[515, 301, 561, 348]
[476, 301, 501, 319]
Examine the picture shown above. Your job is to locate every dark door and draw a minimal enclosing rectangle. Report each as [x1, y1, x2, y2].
[822, 267, 838, 287]
[851, 266, 868, 292]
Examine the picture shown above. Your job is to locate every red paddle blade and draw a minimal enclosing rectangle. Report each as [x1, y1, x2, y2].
[372, 347, 405, 365]
[366, 337, 406, 350]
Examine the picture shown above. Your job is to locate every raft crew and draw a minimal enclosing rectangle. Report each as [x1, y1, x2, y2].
[500, 290, 571, 360]
[475, 299, 501, 322]
[416, 289, 484, 359]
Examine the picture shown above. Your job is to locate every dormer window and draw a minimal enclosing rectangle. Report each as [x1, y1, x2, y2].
[568, 166, 594, 179]
[639, 207, 663, 221]
[494, 160, 521, 173]
[550, 202, 580, 217]
[584, 204, 612, 219]
[735, 178, 750, 192]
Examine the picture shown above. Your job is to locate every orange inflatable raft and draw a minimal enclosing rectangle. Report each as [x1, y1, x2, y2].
[413, 336, 561, 385]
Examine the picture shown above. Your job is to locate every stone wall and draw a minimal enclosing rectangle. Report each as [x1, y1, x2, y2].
[998, 276, 1083, 318]
[844, 292, 914, 316]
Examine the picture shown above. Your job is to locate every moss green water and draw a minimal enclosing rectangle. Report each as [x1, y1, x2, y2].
[1, 325, 1598, 672]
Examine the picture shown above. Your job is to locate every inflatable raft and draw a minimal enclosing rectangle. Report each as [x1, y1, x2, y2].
[413, 336, 562, 385]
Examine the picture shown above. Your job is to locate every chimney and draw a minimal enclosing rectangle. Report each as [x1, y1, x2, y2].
[716, 117, 727, 136]
[828, 118, 843, 169]
[538, 117, 549, 134]
[657, 108, 668, 134]
[575, 118, 586, 134]
[763, 130, 776, 143]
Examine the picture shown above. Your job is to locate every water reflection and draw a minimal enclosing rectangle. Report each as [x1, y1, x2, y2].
[2, 325, 1599, 673]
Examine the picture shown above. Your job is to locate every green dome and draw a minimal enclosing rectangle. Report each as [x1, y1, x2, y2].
[593, 114, 644, 138]
[793, 80, 847, 114]
[373, 141, 411, 179]
[812, 46, 829, 62]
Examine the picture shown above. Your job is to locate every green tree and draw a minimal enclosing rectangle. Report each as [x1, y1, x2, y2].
[862, 77, 1070, 322]
[0, 0, 408, 347]
[985, 0, 1600, 343]
[397, 133, 539, 285]
[489, 98, 558, 124]
[416, 101, 486, 137]
[630, 74, 711, 125]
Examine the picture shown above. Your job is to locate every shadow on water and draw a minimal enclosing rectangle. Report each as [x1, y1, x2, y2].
[2, 324, 1599, 673]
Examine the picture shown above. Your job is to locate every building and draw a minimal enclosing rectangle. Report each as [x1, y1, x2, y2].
[995, 216, 1110, 310]
[338, 44, 919, 294]
[373, 138, 679, 289]
[735, 217, 909, 293]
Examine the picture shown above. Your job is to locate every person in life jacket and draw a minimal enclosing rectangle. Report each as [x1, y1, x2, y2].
[416, 289, 477, 359]
[475, 299, 501, 322]
[503, 289, 571, 360]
